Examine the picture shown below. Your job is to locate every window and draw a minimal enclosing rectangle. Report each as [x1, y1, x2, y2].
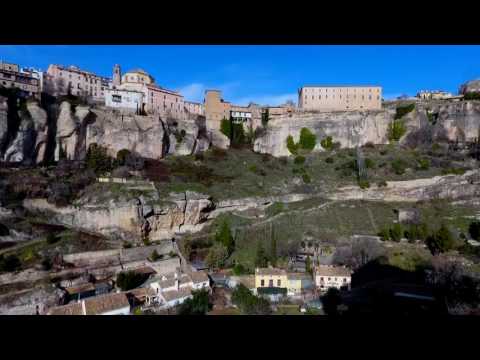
[320, 277, 323, 281]
[112, 94, 121, 103]
[362, 95, 365, 100]
[328, 277, 331, 281]
[277, 279, 281, 287]
[369, 95, 372, 100]
[269, 279, 273, 287]
[377, 95, 380, 100]
[319, 95, 321, 99]
[261, 280, 265, 287]
[343, 278, 347, 282]
[312, 96, 314, 100]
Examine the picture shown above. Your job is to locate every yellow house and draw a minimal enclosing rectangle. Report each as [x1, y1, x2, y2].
[255, 268, 288, 289]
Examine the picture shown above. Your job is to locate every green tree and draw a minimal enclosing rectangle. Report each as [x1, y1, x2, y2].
[271, 226, 277, 267]
[215, 219, 234, 254]
[116, 271, 147, 291]
[205, 243, 229, 270]
[86, 143, 114, 175]
[286, 135, 298, 155]
[320, 136, 333, 150]
[391, 158, 407, 175]
[389, 223, 403, 242]
[231, 284, 271, 315]
[378, 227, 390, 241]
[388, 120, 407, 142]
[220, 118, 231, 138]
[255, 241, 269, 268]
[178, 289, 211, 315]
[394, 103, 415, 119]
[299, 128, 316, 151]
[426, 224, 455, 255]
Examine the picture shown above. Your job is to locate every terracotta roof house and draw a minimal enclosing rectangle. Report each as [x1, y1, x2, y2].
[47, 293, 131, 316]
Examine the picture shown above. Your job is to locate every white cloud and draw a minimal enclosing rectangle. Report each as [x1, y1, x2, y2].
[231, 93, 297, 107]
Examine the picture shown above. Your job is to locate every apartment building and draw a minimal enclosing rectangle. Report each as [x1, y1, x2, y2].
[0, 61, 41, 98]
[45, 64, 111, 101]
[298, 85, 382, 112]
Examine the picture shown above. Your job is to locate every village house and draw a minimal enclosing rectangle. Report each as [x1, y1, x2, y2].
[286, 273, 314, 297]
[255, 267, 316, 301]
[47, 293, 131, 315]
[0, 61, 41, 99]
[314, 265, 352, 292]
[144, 270, 210, 309]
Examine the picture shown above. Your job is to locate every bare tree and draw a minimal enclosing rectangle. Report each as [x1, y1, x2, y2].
[333, 238, 385, 270]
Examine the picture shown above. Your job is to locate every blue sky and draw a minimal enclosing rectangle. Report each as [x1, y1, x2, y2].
[1, 45, 479, 105]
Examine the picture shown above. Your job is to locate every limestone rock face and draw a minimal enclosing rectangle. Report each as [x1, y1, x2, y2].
[0, 96, 7, 151]
[330, 170, 480, 202]
[254, 110, 391, 157]
[87, 109, 165, 159]
[210, 130, 230, 149]
[27, 101, 49, 164]
[55, 101, 79, 161]
[3, 110, 34, 163]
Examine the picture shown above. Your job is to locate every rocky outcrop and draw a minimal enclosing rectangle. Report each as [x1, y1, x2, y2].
[3, 108, 35, 163]
[254, 110, 392, 157]
[329, 170, 480, 202]
[0, 96, 7, 152]
[27, 101, 49, 164]
[210, 129, 230, 149]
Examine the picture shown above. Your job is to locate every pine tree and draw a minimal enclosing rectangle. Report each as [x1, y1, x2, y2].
[271, 223, 277, 267]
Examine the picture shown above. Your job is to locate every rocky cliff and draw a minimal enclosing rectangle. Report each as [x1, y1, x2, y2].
[254, 101, 480, 157]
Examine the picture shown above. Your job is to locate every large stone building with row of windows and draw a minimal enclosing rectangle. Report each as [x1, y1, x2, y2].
[298, 85, 382, 112]
[104, 64, 204, 118]
[45, 64, 112, 102]
[0, 61, 41, 99]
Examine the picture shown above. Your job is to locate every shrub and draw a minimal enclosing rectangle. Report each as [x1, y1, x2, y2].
[320, 136, 333, 150]
[248, 164, 266, 176]
[220, 118, 231, 138]
[116, 271, 148, 291]
[178, 289, 211, 315]
[378, 228, 390, 241]
[469, 221, 480, 241]
[294, 155, 306, 165]
[394, 103, 415, 120]
[358, 179, 370, 189]
[194, 153, 204, 162]
[205, 243, 229, 269]
[388, 120, 407, 142]
[463, 92, 480, 100]
[364, 158, 375, 169]
[0, 254, 22, 272]
[123, 241, 132, 249]
[279, 156, 288, 166]
[268, 202, 285, 216]
[380, 149, 388, 156]
[302, 173, 311, 184]
[325, 157, 335, 164]
[417, 158, 430, 170]
[150, 250, 161, 262]
[426, 224, 455, 255]
[86, 143, 114, 175]
[46, 232, 60, 245]
[441, 167, 467, 176]
[232, 263, 248, 276]
[286, 135, 298, 155]
[377, 180, 388, 187]
[389, 223, 403, 242]
[299, 128, 316, 151]
[232, 284, 271, 315]
[391, 158, 407, 175]
[214, 219, 234, 254]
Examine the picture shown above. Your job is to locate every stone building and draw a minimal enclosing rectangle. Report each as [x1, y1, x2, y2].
[104, 88, 144, 114]
[0, 61, 41, 99]
[45, 64, 111, 101]
[298, 85, 382, 112]
[314, 265, 352, 292]
[416, 90, 454, 100]
[110, 66, 185, 119]
[184, 100, 205, 116]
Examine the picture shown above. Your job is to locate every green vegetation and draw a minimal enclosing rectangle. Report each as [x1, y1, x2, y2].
[46, 232, 60, 245]
[394, 103, 415, 120]
[387, 120, 407, 142]
[358, 179, 370, 189]
[391, 158, 407, 175]
[320, 136, 333, 151]
[178, 289, 211, 315]
[232, 263, 249, 275]
[255, 241, 269, 268]
[150, 250, 162, 262]
[441, 167, 468, 176]
[205, 243, 229, 269]
[416, 158, 430, 170]
[302, 173, 311, 184]
[286, 135, 299, 155]
[463, 92, 480, 100]
[425, 224, 455, 255]
[294, 155, 306, 165]
[220, 118, 231, 138]
[85, 143, 114, 175]
[214, 219, 234, 254]
[261, 108, 270, 127]
[299, 128, 317, 151]
[115, 149, 131, 167]
[364, 158, 375, 169]
[116, 271, 148, 291]
[267, 202, 285, 217]
[0, 254, 22, 273]
[231, 284, 271, 315]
